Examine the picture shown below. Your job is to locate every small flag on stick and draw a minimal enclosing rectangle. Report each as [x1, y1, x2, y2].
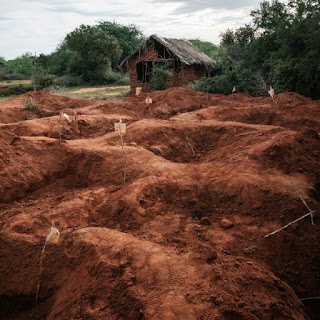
[114, 118, 126, 135]
[46, 224, 60, 244]
[62, 113, 71, 122]
[145, 97, 152, 104]
[268, 86, 275, 101]
[232, 86, 236, 93]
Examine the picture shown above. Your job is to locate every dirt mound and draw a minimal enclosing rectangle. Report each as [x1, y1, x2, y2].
[24, 91, 92, 112]
[0, 88, 319, 319]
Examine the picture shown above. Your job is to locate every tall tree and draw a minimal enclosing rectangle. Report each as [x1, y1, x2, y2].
[65, 24, 122, 82]
[205, 0, 320, 98]
[188, 39, 219, 61]
[97, 21, 144, 63]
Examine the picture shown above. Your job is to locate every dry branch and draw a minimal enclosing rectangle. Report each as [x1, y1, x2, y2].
[186, 136, 195, 156]
[264, 211, 314, 238]
[35, 240, 47, 306]
[236, 131, 257, 137]
[291, 182, 315, 225]
[35, 223, 60, 306]
[300, 296, 320, 301]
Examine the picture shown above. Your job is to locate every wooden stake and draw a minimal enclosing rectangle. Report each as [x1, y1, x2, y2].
[236, 131, 257, 137]
[291, 182, 315, 225]
[35, 240, 47, 306]
[119, 119, 127, 184]
[264, 211, 314, 238]
[186, 136, 195, 156]
[300, 296, 320, 302]
[58, 112, 62, 142]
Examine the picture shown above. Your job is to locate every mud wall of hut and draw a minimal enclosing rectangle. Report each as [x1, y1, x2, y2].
[128, 45, 208, 94]
[128, 45, 158, 94]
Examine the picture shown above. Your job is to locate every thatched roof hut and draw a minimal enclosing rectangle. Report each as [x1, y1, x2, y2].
[120, 34, 215, 94]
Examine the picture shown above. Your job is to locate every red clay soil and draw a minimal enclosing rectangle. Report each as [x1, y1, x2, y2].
[0, 88, 319, 320]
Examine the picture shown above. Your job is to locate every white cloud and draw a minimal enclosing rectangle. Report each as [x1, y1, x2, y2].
[0, 0, 284, 59]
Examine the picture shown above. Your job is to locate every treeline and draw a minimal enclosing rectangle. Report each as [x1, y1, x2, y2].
[0, 21, 145, 89]
[197, 0, 320, 98]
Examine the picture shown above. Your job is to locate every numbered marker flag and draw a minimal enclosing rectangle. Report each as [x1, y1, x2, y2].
[145, 97, 152, 104]
[114, 121, 126, 134]
[62, 113, 71, 122]
[46, 226, 60, 243]
[268, 86, 275, 101]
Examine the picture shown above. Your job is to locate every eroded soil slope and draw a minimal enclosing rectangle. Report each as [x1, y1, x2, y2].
[0, 88, 319, 319]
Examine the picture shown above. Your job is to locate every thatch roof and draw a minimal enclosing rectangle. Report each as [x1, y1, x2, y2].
[120, 34, 216, 71]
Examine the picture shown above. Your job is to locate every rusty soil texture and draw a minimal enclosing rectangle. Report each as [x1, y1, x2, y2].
[0, 87, 319, 319]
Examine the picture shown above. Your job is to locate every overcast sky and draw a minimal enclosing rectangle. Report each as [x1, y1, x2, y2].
[0, 0, 279, 59]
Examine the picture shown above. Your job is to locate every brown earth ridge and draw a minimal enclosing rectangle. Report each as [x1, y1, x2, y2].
[0, 87, 319, 319]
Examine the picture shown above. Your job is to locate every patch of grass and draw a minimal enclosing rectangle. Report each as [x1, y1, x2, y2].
[0, 80, 32, 86]
[0, 95, 14, 100]
[24, 97, 42, 111]
[53, 85, 130, 100]
[26, 114, 38, 120]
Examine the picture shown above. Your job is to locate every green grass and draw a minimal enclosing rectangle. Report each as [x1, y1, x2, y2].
[52, 85, 130, 100]
[0, 95, 15, 100]
[0, 80, 31, 86]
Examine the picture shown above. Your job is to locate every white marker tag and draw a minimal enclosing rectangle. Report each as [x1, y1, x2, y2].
[114, 122, 126, 134]
[62, 113, 71, 122]
[145, 97, 152, 104]
[46, 226, 60, 244]
[268, 87, 275, 100]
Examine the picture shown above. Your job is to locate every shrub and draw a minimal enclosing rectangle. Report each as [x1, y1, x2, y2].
[115, 74, 130, 85]
[24, 97, 41, 111]
[32, 69, 55, 88]
[149, 65, 172, 91]
[0, 84, 34, 97]
[55, 75, 84, 87]
[26, 114, 38, 120]
[104, 69, 122, 84]
[189, 78, 207, 92]
[0, 72, 27, 80]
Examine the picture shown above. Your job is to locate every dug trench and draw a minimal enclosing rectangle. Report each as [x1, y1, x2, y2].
[0, 88, 319, 319]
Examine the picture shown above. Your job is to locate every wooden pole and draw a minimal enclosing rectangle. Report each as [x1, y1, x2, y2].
[264, 211, 314, 238]
[58, 112, 62, 142]
[119, 119, 127, 184]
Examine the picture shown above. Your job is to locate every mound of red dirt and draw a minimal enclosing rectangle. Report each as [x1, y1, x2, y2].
[0, 88, 319, 319]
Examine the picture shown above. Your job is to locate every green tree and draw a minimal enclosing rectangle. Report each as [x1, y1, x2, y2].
[46, 44, 82, 77]
[97, 21, 144, 64]
[189, 39, 219, 60]
[149, 65, 172, 91]
[65, 24, 122, 82]
[2, 53, 35, 79]
[200, 0, 320, 98]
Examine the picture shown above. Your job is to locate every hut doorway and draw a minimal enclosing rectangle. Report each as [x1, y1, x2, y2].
[136, 61, 153, 83]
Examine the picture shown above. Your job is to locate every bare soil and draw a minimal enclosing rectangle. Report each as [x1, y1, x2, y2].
[0, 87, 319, 320]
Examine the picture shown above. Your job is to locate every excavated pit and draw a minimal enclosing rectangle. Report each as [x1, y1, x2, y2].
[0, 87, 319, 319]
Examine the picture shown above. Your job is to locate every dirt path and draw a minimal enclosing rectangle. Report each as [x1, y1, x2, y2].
[69, 86, 129, 94]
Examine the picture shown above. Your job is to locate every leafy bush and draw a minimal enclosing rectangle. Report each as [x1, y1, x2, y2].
[104, 69, 122, 84]
[32, 69, 55, 88]
[23, 97, 41, 111]
[0, 84, 34, 97]
[115, 74, 130, 85]
[189, 78, 207, 92]
[0, 72, 27, 81]
[55, 75, 84, 87]
[26, 114, 38, 120]
[149, 65, 172, 91]
[103, 70, 130, 85]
